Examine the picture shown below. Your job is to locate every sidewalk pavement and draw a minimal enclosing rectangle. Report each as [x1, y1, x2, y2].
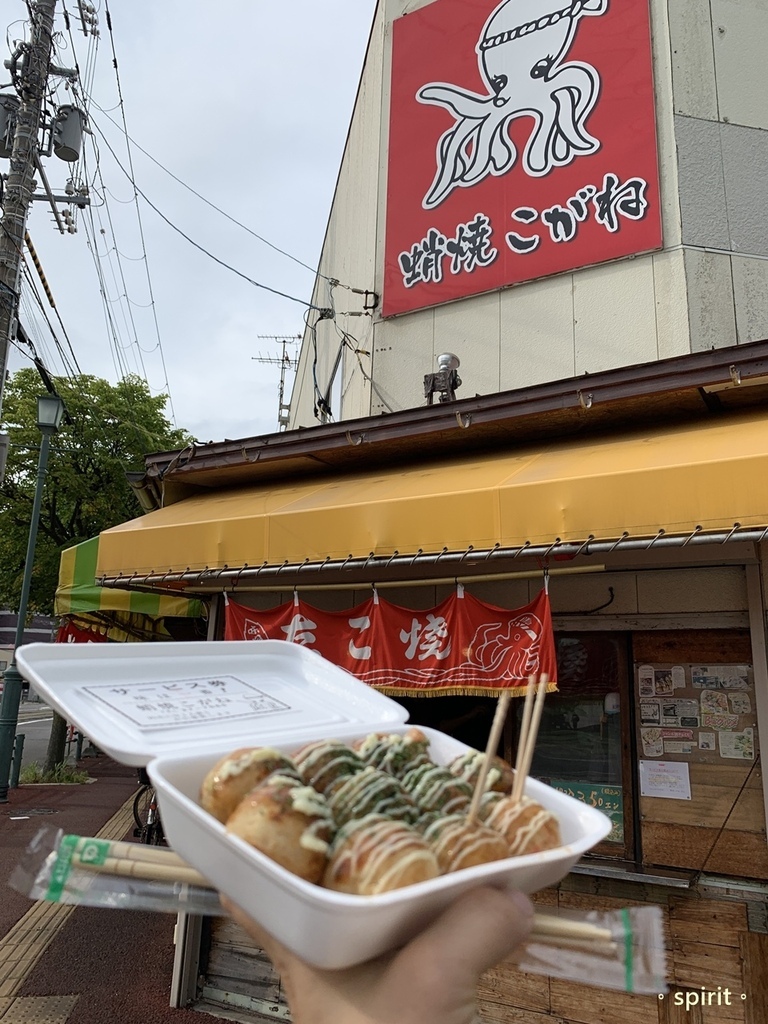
[1, 755, 218, 1024]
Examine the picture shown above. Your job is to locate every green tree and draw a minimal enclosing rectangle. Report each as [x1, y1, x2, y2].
[0, 368, 192, 615]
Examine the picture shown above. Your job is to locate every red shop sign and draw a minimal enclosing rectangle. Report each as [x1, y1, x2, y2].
[383, 0, 662, 317]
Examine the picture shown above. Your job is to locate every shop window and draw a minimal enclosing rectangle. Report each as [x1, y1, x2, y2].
[395, 632, 633, 859]
[527, 633, 631, 858]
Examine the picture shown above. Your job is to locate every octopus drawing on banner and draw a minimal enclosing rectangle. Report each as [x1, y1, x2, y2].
[466, 615, 541, 679]
[242, 618, 270, 641]
[354, 611, 544, 689]
[417, 0, 609, 210]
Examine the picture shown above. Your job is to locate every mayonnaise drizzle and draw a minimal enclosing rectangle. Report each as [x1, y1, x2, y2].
[217, 747, 289, 781]
[449, 751, 502, 791]
[330, 815, 438, 894]
[266, 776, 335, 855]
[424, 814, 508, 871]
[293, 741, 363, 793]
[401, 763, 472, 814]
[485, 796, 560, 855]
[329, 766, 417, 825]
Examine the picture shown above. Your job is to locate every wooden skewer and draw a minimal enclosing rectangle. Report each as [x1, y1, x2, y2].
[466, 690, 512, 824]
[514, 675, 537, 778]
[510, 675, 536, 805]
[528, 913, 617, 957]
[511, 674, 549, 805]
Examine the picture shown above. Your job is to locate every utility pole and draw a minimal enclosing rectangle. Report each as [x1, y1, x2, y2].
[253, 334, 300, 430]
[0, 0, 58, 418]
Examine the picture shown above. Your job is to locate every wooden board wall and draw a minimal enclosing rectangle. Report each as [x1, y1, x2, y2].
[200, 882, 763, 1024]
[200, 916, 289, 1022]
[633, 631, 768, 881]
[476, 883, 759, 1024]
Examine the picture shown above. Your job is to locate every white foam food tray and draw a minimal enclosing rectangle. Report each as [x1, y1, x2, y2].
[16, 639, 612, 968]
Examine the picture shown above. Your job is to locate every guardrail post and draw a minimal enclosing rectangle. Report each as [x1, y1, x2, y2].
[10, 733, 24, 788]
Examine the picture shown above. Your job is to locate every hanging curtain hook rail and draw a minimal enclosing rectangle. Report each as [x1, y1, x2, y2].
[98, 524, 768, 593]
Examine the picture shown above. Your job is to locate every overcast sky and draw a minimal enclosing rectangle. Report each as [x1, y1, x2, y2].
[6, 0, 376, 443]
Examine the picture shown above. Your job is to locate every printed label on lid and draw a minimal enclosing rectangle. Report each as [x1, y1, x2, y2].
[84, 675, 292, 729]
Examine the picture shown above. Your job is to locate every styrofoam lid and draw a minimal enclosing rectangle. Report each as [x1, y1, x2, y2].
[15, 640, 409, 767]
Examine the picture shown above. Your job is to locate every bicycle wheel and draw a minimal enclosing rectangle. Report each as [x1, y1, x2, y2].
[133, 784, 152, 833]
[132, 786, 166, 844]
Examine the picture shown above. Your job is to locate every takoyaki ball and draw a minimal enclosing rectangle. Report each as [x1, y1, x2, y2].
[323, 813, 440, 895]
[400, 762, 473, 816]
[328, 766, 420, 827]
[226, 774, 335, 884]
[413, 809, 442, 834]
[291, 739, 364, 798]
[353, 727, 431, 777]
[423, 814, 511, 873]
[200, 747, 299, 823]
[481, 794, 562, 856]
[447, 750, 515, 794]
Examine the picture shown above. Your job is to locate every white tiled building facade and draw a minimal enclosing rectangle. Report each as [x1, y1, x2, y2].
[288, 0, 768, 426]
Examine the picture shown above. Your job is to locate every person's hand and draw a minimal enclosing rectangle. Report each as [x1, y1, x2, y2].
[221, 885, 533, 1024]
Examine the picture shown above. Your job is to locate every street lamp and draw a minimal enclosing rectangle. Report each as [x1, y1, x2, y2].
[0, 393, 65, 801]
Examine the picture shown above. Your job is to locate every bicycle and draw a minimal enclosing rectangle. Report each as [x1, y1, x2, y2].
[132, 767, 165, 845]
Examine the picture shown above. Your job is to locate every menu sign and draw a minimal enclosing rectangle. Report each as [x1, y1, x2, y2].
[550, 780, 624, 842]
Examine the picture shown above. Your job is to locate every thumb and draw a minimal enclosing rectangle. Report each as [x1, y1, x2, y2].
[391, 887, 533, 989]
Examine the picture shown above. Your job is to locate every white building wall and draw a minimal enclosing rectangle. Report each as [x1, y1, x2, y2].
[671, 0, 768, 351]
[288, 9, 386, 426]
[291, 0, 768, 427]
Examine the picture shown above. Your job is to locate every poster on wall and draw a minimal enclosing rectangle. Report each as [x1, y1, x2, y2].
[639, 760, 691, 800]
[691, 665, 750, 689]
[635, 662, 757, 763]
[384, 0, 663, 317]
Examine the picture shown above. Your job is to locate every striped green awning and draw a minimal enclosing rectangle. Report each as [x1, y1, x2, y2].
[56, 536, 204, 620]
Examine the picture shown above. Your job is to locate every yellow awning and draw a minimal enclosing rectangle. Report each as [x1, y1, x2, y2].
[56, 536, 206, 641]
[96, 411, 768, 580]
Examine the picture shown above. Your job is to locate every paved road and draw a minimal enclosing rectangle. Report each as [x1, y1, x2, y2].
[16, 703, 54, 770]
[1, 755, 212, 1024]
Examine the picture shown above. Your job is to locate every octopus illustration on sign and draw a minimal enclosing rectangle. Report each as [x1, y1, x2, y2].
[417, 0, 609, 210]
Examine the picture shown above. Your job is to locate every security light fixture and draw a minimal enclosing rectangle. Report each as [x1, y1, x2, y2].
[424, 352, 462, 405]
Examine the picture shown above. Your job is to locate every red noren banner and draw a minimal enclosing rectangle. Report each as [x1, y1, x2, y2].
[224, 587, 557, 698]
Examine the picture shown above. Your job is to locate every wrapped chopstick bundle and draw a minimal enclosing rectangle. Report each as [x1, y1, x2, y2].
[512, 905, 669, 996]
[10, 828, 668, 996]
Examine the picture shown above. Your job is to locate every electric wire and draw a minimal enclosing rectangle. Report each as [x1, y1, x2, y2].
[1, 221, 82, 377]
[83, 140, 151, 381]
[101, 0, 177, 423]
[20, 262, 79, 377]
[3, 11, 185, 468]
[58, 11, 160, 392]
[91, 99, 336, 285]
[90, 119, 328, 314]
[50, 11, 176, 430]
[23, 230, 83, 373]
[51, 12, 154, 391]
[334, 319, 394, 413]
[81, 203, 134, 382]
